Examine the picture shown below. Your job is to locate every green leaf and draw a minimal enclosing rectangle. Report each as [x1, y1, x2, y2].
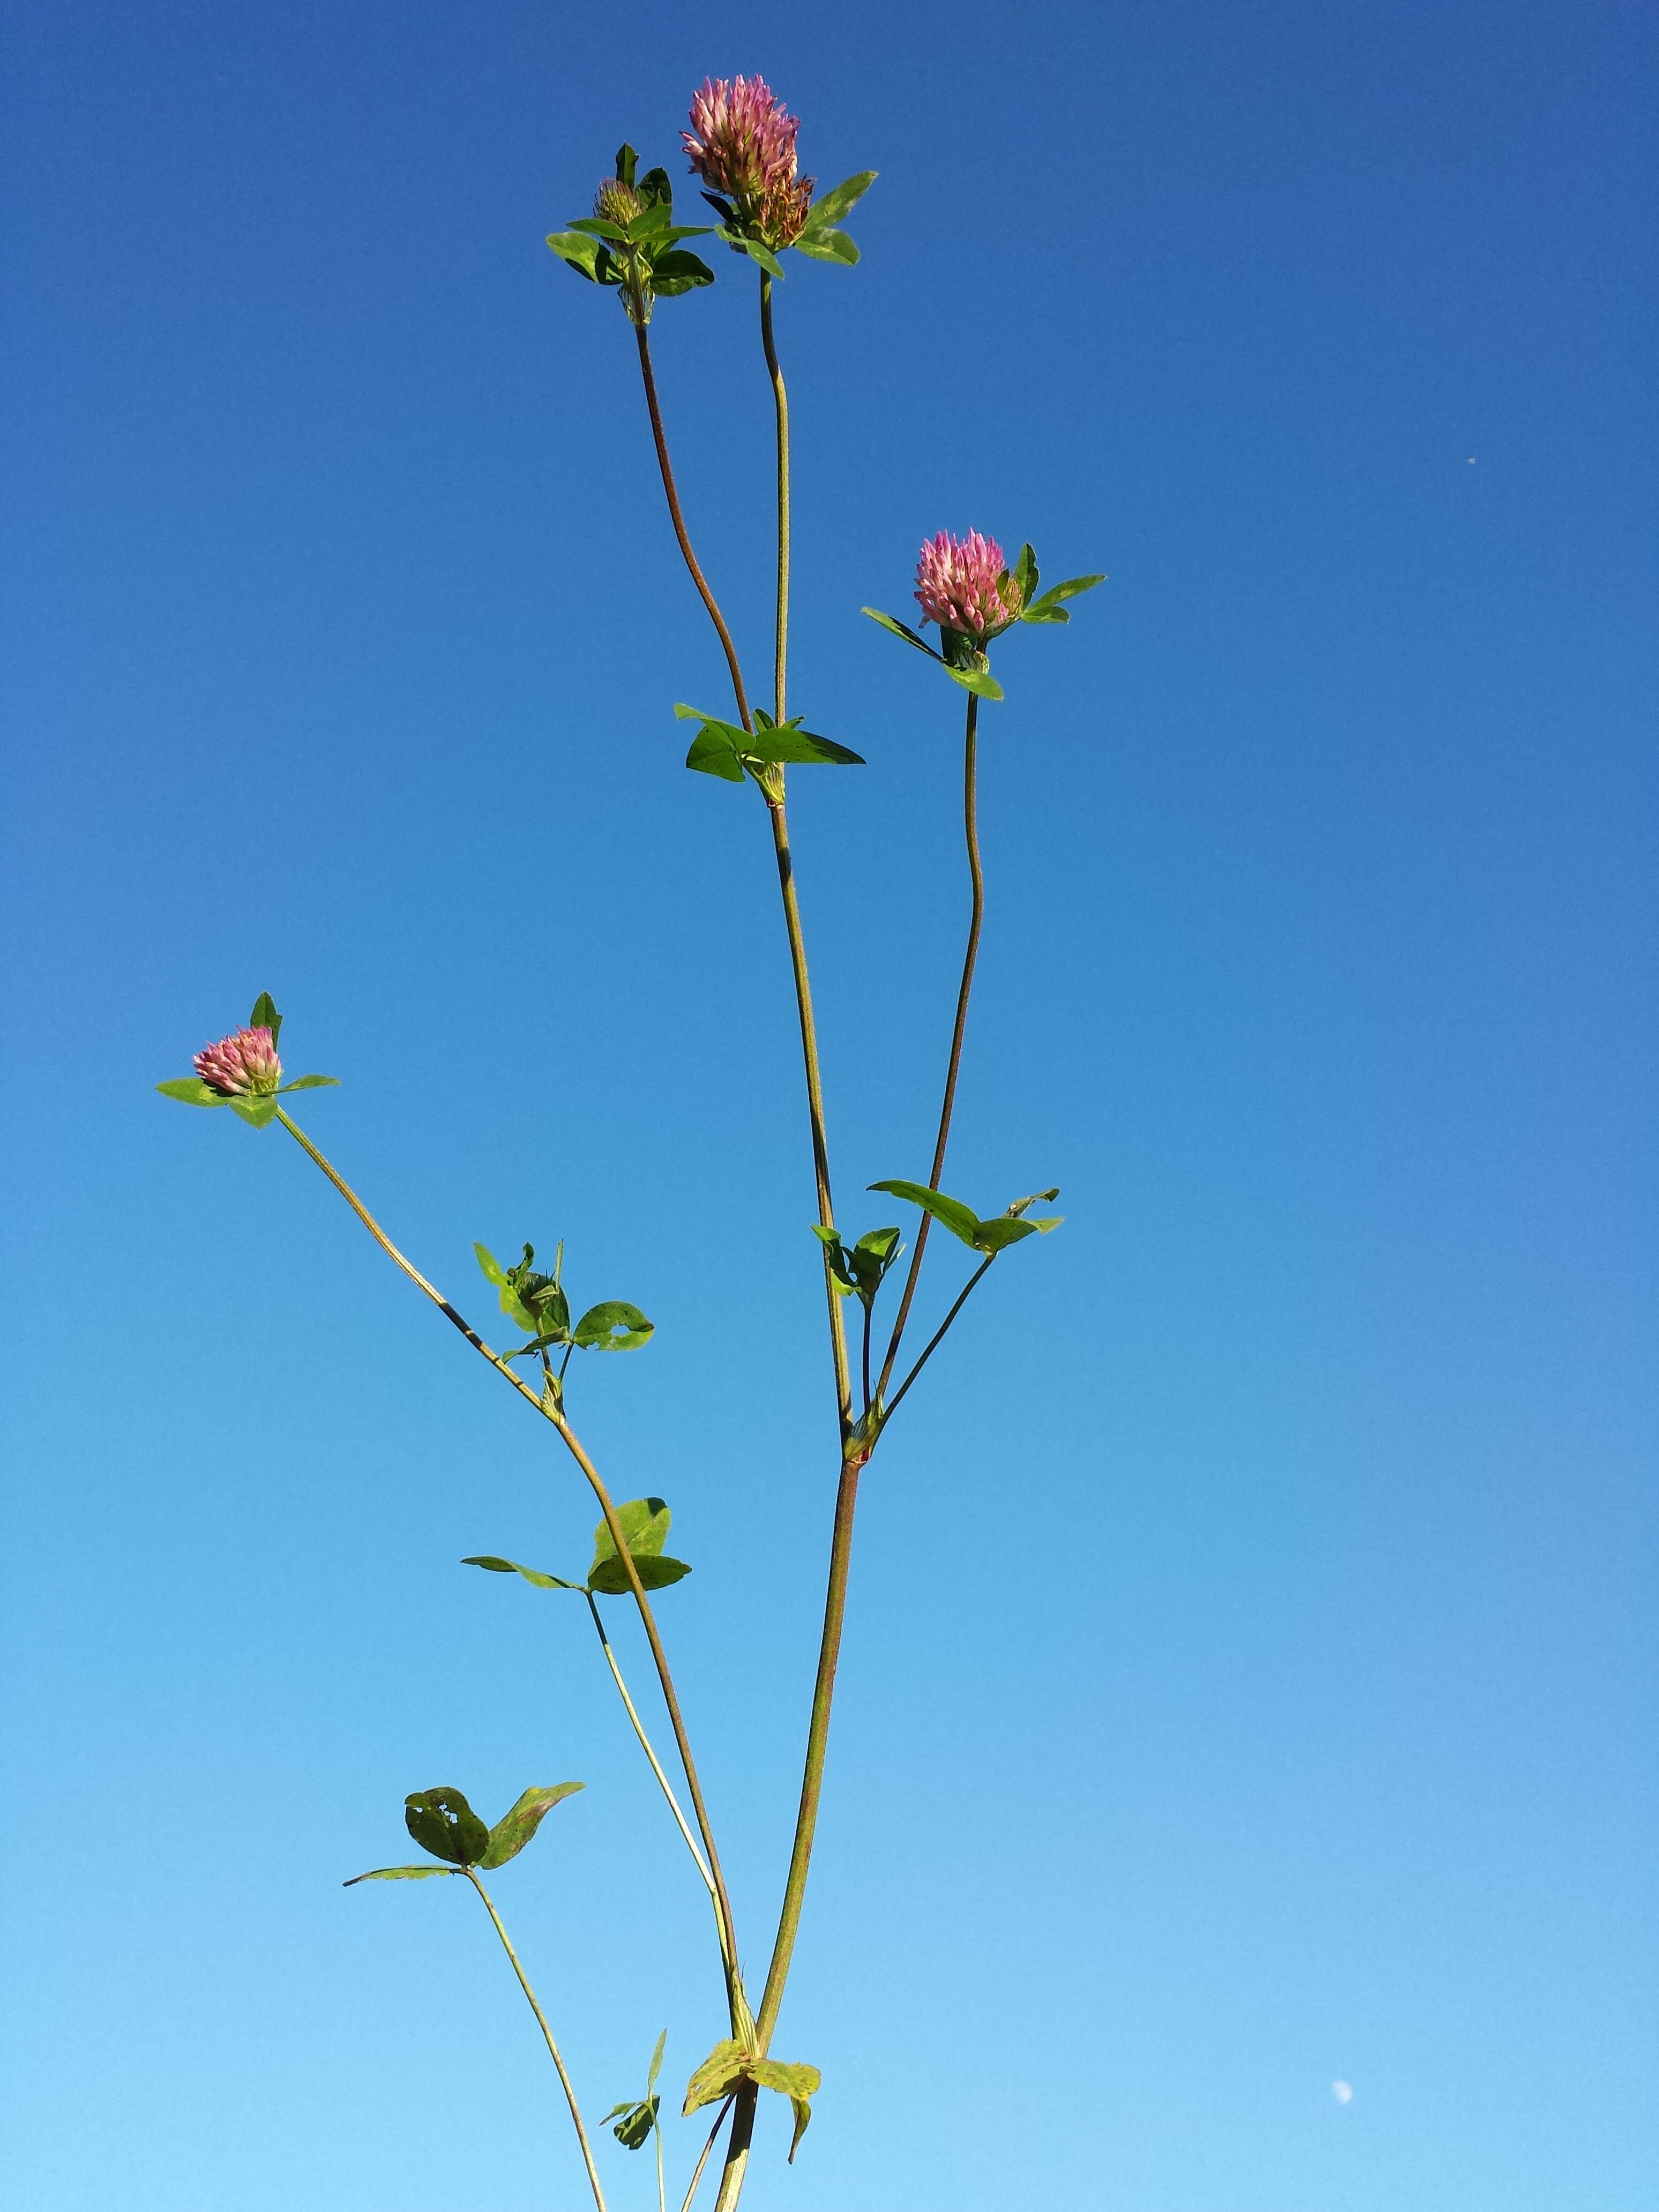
[743, 724, 864, 768]
[862, 607, 941, 661]
[593, 1496, 671, 1563]
[677, 703, 749, 782]
[968, 1215, 1042, 1252]
[229, 1094, 280, 1129]
[587, 1497, 691, 1595]
[652, 250, 716, 295]
[156, 1077, 231, 1107]
[648, 2029, 666, 2094]
[791, 227, 860, 266]
[572, 1300, 654, 1351]
[1012, 543, 1038, 607]
[750, 2058, 821, 2162]
[473, 1243, 508, 1288]
[479, 1781, 585, 1869]
[1023, 573, 1105, 622]
[615, 143, 639, 189]
[944, 663, 1004, 701]
[587, 1552, 691, 1597]
[404, 1786, 491, 1867]
[868, 1180, 981, 1247]
[343, 1864, 461, 1886]
[683, 2038, 748, 2116]
[462, 1554, 582, 1591]
[249, 991, 282, 1043]
[568, 215, 631, 242]
[278, 1073, 339, 1093]
[685, 727, 746, 781]
[805, 170, 876, 226]
[811, 1224, 856, 1294]
[721, 231, 786, 280]
[547, 229, 607, 281]
[603, 2097, 659, 2149]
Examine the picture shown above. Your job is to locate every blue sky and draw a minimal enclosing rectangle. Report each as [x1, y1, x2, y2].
[2, 3, 1655, 2207]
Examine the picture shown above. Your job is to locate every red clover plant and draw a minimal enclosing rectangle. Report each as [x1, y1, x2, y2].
[158, 74, 1102, 2212]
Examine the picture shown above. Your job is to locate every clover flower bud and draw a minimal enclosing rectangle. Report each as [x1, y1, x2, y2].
[684, 74, 814, 245]
[194, 1025, 282, 1096]
[914, 530, 1024, 641]
[593, 176, 644, 226]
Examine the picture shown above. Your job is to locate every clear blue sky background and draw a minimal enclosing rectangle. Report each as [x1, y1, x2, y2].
[2, 4, 1654, 2207]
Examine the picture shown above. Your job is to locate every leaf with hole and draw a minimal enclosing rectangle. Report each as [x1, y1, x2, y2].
[479, 1781, 584, 1869]
[572, 1301, 653, 1352]
[404, 1786, 490, 1867]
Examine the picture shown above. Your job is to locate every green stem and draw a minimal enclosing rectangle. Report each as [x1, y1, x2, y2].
[655, 2080, 668, 2212]
[883, 1254, 997, 1424]
[584, 1591, 718, 1904]
[681, 2097, 735, 2212]
[464, 1866, 608, 2212]
[274, 1109, 744, 2024]
[876, 691, 984, 1404]
[767, 796, 854, 1430]
[759, 273, 789, 723]
[634, 323, 753, 732]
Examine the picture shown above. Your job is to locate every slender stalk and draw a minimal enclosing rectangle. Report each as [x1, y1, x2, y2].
[759, 273, 789, 722]
[876, 691, 984, 1403]
[274, 1109, 744, 2019]
[584, 1592, 716, 1900]
[860, 1297, 873, 1417]
[767, 797, 853, 1430]
[634, 324, 752, 732]
[655, 2083, 668, 2212]
[681, 2098, 735, 2212]
[883, 1254, 996, 1423]
[464, 1866, 608, 2212]
[551, 1408, 743, 2010]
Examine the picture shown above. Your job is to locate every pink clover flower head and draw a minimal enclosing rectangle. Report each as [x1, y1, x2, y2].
[194, 1025, 282, 1096]
[684, 75, 813, 243]
[914, 530, 1023, 641]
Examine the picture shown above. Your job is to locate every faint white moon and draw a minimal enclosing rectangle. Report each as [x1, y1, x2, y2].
[1332, 2079, 1354, 2105]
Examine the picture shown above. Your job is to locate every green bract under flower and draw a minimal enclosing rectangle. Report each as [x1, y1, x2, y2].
[547, 143, 715, 326]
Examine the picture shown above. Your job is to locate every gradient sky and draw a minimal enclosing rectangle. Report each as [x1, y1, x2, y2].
[3, 4, 1655, 2208]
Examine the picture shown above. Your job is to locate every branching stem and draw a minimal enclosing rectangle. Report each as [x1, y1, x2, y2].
[584, 1591, 716, 1902]
[273, 1108, 744, 2023]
